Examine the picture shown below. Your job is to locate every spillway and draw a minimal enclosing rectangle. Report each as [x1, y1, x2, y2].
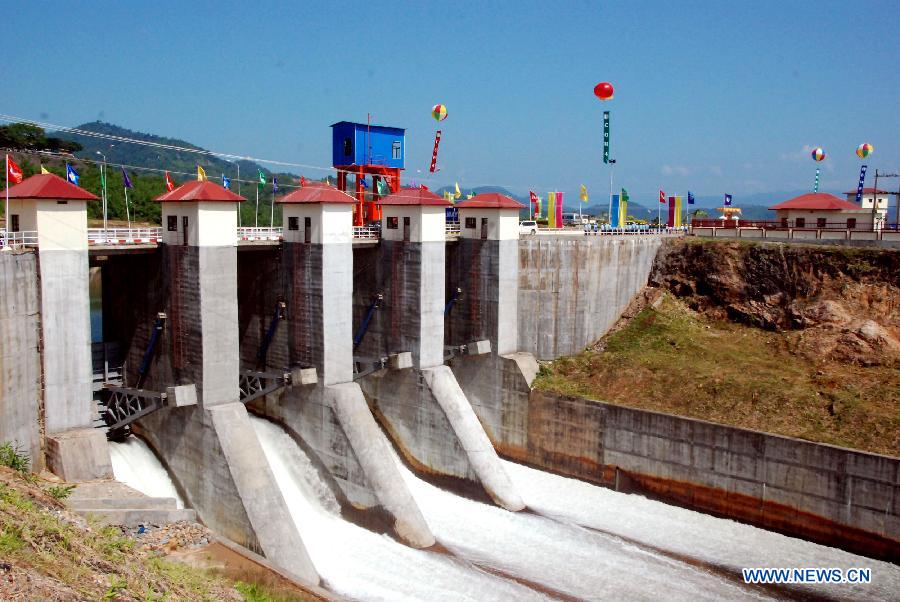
[109, 436, 185, 509]
[252, 416, 765, 601]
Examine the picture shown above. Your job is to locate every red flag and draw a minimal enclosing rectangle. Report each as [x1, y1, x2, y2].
[300, 176, 307, 187]
[165, 171, 175, 192]
[6, 156, 23, 184]
[659, 189, 666, 204]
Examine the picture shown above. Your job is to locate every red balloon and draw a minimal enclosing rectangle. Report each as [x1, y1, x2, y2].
[593, 82, 614, 101]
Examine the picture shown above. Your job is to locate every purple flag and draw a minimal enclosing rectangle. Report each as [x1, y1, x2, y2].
[120, 167, 133, 189]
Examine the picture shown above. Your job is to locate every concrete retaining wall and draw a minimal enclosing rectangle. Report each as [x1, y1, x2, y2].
[518, 236, 662, 359]
[516, 390, 900, 561]
[0, 251, 42, 469]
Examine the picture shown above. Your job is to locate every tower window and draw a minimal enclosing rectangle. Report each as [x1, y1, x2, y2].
[392, 141, 401, 160]
[343, 137, 352, 157]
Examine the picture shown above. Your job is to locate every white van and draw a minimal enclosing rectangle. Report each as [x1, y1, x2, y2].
[519, 220, 538, 235]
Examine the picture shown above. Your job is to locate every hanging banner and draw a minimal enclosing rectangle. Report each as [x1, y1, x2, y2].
[855, 165, 867, 204]
[667, 196, 676, 227]
[609, 194, 620, 228]
[674, 196, 683, 228]
[547, 192, 557, 228]
[603, 111, 610, 164]
[814, 168, 820, 193]
[529, 190, 539, 217]
[429, 130, 442, 173]
[555, 191, 564, 227]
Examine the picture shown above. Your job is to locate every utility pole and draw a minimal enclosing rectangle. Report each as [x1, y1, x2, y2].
[873, 170, 900, 232]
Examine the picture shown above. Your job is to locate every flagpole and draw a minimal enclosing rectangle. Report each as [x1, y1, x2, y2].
[255, 185, 259, 229]
[270, 184, 275, 228]
[236, 163, 241, 227]
[4, 155, 9, 243]
[124, 185, 131, 229]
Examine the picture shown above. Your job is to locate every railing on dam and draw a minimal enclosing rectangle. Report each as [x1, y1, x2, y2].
[352, 226, 380, 239]
[0, 230, 38, 249]
[88, 228, 161, 245]
[237, 226, 282, 242]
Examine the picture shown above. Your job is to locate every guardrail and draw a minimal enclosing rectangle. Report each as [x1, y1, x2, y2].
[0, 230, 38, 249]
[237, 227, 282, 241]
[352, 226, 380, 239]
[690, 225, 900, 243]
[88, 228, 162, 245]
[446, 222, 460, 237]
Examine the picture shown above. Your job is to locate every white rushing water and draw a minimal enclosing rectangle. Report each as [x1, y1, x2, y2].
[251, 416, 548, 602]
[252, 416, 769, 601]
[109, 436, 185, 509]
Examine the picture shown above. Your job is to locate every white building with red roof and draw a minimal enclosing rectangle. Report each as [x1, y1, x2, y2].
[769, 192, 875, 230]
[843, 188, 890, 230]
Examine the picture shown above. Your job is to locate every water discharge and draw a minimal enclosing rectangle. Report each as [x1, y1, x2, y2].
[109, 436, 185, 509]
[252, 416, 766, 601]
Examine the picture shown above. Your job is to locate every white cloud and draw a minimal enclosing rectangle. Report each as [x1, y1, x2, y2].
[661, 164, 691, 176]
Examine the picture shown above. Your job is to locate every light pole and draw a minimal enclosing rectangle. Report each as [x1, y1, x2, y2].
[607, 159, 616, 226]
[95, 151, 108, 237]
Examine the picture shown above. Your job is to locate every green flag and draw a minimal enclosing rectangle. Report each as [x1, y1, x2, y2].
[257, 169, 266, 190]
[100, 165, 107, 192]
[621, 187, 629, 202]
[377, 178, 388, 196]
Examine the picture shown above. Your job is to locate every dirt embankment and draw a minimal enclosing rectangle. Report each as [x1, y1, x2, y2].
[650, 239, 899, 367]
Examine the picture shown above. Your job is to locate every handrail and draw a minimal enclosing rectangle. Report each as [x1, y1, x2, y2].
[237, 226, 282, 241]
[0, 230, 39, 249]
[353, 226, 380, 239]
[446, 222, 460, 237]
[88, 228, 162, 244]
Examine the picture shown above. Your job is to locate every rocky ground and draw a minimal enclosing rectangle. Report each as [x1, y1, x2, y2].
[536, 239, 899, 456]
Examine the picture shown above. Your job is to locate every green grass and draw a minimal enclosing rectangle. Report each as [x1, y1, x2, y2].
[535, 294, 900, 456]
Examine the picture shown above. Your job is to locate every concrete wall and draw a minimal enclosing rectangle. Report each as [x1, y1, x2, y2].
[518, 236, 662, 359]
[517, 390, 900, 562]
[0, 251, 43, 469]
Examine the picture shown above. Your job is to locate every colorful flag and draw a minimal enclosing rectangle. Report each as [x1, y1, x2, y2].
[197, 165, 207, 181]
[547, 192, 557, 228]
[100, 164, 107, 192]
[659, 189, 666, 204]
[555, 191, 564, 227]
[535, 196, 541, 218]
[610, 194, 620, 227]
[273, 176, 279, 193]
[66, 163, 79, 186]
[300, 175, 307, 187]
[377, 178, 389, 196]
[580, 184, 588, 202]
[165, 171, 175, 192]
[358, 176, 367, 189]
[687, 191, 695, 204]
[40, 165, 50, 175]
[724, 193, 732, 206]
[7, 156, 23, 184]
[674, 196, 683, 227]
[467, 192, 475, 199]
[121, 167, 133, 189]
[222, 174, 231, 190]
[443, 191, 454, 202]
[454, 182, 461, 199]
[667, 196, 676, 227]
[257, 169, 266, 189]
[619, 194, 628, 228]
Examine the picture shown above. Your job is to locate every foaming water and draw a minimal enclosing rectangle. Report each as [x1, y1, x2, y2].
[253, 416, 764, 601]
[502, 459, 900, 601]
[109, 436, 184, 509]
[250, 416, 549, 602]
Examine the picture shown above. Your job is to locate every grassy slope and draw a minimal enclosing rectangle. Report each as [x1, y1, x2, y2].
[0, 465, 310, 601]
[535, 294, 899, 457]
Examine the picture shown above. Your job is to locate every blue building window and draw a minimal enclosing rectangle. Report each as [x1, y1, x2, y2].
[343, 137, 353, 157]
[392, 141, 401, 160]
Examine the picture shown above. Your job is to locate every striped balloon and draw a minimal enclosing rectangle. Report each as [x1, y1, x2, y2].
[811, 147, 825, 161]
[431, 104, 448, 121]
[856, 143, 873, 158]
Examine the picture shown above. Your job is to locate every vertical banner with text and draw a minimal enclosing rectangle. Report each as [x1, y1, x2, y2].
[603, 111, 610, 164]
[855, 165, 867, 204]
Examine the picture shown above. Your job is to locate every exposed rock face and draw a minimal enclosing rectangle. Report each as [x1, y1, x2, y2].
[650, 240, 899, 365]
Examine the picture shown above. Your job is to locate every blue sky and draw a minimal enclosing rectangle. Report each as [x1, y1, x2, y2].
[5, 1, 899, 203]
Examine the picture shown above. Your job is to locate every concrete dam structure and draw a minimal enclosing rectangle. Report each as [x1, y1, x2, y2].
[3, 172, 897, 597]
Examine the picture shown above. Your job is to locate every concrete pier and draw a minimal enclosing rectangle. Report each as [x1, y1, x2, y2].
[6, 174, 111, 480]
[132, 181, 319, 584]
[356, 189, 523, 510]
[244, 183, 434, 548]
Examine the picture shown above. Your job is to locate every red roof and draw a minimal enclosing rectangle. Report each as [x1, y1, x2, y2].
[379, 188, 450, 206]
[4, 173, 99, 201]
[455, 192, 525, 209]
[769, 193, 862, 211]
[843, 188, 890, 195]
[277, 182, 355, 204]
[154, 180, 245, 203]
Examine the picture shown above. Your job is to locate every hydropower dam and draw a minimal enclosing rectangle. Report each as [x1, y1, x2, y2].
[1, 173, 898, 600]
